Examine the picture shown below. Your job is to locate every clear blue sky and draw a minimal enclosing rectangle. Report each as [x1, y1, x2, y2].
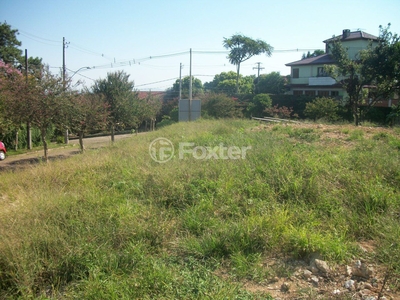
[1, 0, 399, 91]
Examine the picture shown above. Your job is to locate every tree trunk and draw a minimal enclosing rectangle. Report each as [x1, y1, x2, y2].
[78, 131, 84, 153]
[41, 127, 48, 162]
[14, 130, 18, 151]
[27, 121, 32, 150]
[236, 63, 241, 94]
[110, 123, 115, 143]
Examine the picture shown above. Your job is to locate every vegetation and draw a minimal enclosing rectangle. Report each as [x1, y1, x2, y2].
[301, 50, 325, 59]
[202, 93, 242, 118]
[0, 119, 399, 298]
[304, 97, 339, 122]
[223, 34, 273, 93]
[254, 71, 287, 95]
[325, 24, 400, 126]
[91, 71, 138, 142]
[0, 22, 23, 66]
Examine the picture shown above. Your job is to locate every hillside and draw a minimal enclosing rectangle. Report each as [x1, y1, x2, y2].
[0, 120, 399, 299]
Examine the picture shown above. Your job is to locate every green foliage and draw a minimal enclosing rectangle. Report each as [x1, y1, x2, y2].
[202, 93, 242, 118]
[247, 93, 272, 117]
[170, 76, 203, 99]
[325, 25, 400, 126]
[304, 97, 339, 122]
[204, 71, 255, 96]
[92, 71, 135, 129]
[255, 72, 286, 95]
[301, 49, 325, 59]
[0, 22, 23, 66]
[223, 34, 273, 93]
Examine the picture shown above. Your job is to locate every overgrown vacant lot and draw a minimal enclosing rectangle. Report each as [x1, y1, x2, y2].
[0, 120, 399, 299]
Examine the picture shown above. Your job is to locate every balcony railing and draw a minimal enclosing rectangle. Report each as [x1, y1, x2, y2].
[309, 77, 336, 86]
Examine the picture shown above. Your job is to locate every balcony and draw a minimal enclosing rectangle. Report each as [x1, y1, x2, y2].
[309, 77, 336, 86]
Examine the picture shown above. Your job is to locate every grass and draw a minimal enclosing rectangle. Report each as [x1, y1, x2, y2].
[0, 119, 399, 298]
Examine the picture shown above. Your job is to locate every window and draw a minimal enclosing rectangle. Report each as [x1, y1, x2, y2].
[331, 91, 339, 96]
[292, 68, 299, 78]
[317, 67, 328, 77]
[318, 90, 329, 97]
[293, 90, 303, 96]
[305, 90, 316, 96]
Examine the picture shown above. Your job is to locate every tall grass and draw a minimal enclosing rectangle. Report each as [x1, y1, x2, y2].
[0, 119, 399, 298]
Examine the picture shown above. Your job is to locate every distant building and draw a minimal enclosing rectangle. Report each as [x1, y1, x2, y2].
[284, 29, 400, 107]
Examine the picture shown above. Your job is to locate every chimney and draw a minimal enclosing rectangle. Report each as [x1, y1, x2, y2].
[342, 29, 350, 39]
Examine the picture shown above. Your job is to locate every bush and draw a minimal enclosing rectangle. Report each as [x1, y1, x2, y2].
[202, 93, 242, 118]
[304, 97, 339, 122]
[246, 94, 272, 117]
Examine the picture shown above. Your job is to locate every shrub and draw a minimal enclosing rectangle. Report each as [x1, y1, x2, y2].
[202, 93, 242, 118]
[304, 97, 339, 122]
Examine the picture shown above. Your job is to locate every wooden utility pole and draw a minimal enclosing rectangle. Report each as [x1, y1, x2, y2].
[62, 37, 69, 144]
[253, 62, 264, 81]
[189, 48, 192, 121]
[179, 63, 182, 100]
[25, 49, 32, 149]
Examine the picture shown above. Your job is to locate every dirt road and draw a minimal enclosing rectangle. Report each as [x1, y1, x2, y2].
[0, 134, 133, 172]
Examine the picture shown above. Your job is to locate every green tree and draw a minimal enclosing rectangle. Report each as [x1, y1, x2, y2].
[202, 93, 242, 118]
[0, 22, 23, 66]
[324, 40, 368, 126]
[68, 91, 109, 152]
[223, 34, 273, 93]
[325, 25, 400, 125]
[167, 76, 203, 99]
[255, 72, 286, 95]
[91, 71, 136, 142]
[360, 24, 400, 105]
[247, 93, 272, 117]
[204, 71, 254, 96]
[301, 50, 325, 59]
[304, 97, 339, 122]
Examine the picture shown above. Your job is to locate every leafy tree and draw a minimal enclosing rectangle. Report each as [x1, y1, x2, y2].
[359, 24, 400, 105]
[165, 76, 203, 100]
[30, 66, 71, 161]
[91, 71, 136, 142]
[204, 71, 254, 96]
[325, 38, 371, 126]
[68, 91, 109, 152]
[223, 34, 273, 93]
[304, 97, 339, 122]
[2, 64, 72, 161]
[0, 61, 21, 139]
[141, 92, 162, 131]
[202, 93, 242, 118]
[255, 72, 286, 95]
[0, 22, 23, 66]
[301, 50, 325, 59]
[325, 25, 400, 125]
[247, 93, 272, 117]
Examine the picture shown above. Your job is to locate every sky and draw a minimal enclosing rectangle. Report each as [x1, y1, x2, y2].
[1, 0, 399, 91]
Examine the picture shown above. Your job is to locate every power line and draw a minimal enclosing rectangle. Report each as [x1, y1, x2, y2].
[135, 77, 179, 87]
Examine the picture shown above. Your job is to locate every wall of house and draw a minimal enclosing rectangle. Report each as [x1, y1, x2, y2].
[326, 39, 375, 59]
[291, 64, 336, 85]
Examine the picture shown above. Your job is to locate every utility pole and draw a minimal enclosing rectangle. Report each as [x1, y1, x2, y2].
[63, 37, 66, 85]
[189, 48, 192, 121]
[253, 62, 265, 81]
[62, 37, 69, 144]
[25, 49, 32, 149]
[179, 63, 183, 100]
